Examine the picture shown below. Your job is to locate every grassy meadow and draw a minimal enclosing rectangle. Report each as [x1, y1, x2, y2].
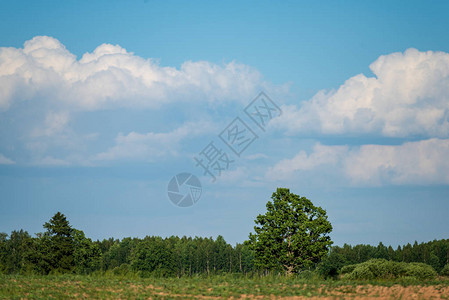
[2, 274, 449, 299]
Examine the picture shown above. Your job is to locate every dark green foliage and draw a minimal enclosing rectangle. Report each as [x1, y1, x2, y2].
[0, 232, 6, 273]
[101, 237, 136, 270]
[0, 230, 35, 274]
[345, 259, 437, 280]
[131, 236, 176, 277]
[428, 253, 440, 272]
[441, 264, 449, 276]
[73, 229, 102, 274]
[43, 212, 75, 272]
[249, 188, 333, 275]
[33, 233, 53, 274]
[317, 251, 346, 278]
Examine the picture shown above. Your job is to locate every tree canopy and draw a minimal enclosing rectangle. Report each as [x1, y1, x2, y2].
[249, 188, 333, 275]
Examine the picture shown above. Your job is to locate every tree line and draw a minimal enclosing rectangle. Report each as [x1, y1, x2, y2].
[1, 188, 448, 277]
[0, 212, 254, 276]
[1, 211, 448, 277]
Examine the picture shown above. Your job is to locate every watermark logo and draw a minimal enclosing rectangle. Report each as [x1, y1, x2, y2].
[244, 92, 282, 131]
[167, 173, 202, 207]
[219, 117, 258, 157]
[167, 92, 282, 207]
[194, 141, 234, 183]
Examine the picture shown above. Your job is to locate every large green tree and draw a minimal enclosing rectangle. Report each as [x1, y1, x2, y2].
[249, 188, 333, 275]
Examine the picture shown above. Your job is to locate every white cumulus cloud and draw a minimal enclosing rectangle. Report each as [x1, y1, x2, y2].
[273, 48, 449, 138]
[0, 36, 289, 166]
[267, 139, 449, 186]
[345, 138, 449, 185]
[0, 36, 284, 111]
[266, 143, 348, 181]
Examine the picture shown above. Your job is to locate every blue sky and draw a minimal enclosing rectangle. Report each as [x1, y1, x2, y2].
[1, 0, 449, 246]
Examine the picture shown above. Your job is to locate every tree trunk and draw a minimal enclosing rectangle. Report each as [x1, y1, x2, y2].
[229, 253, 232, 273]
[285, 265, 294, 276]
[239, 252, 242, 272]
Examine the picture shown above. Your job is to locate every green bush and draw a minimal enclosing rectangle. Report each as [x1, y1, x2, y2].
[346, 259, 397, 279]
[344, 259, 436, 280]
[441, 264, 449, 276]
[340, 264, 357, 274]
[346, 264, 374, 280]
[405, 262, 437, 279]
[386, 260, 407, 277]
[366, 259, 394, 278]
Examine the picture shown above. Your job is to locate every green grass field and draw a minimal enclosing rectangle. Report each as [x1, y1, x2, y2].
[1, 274, 449, 299]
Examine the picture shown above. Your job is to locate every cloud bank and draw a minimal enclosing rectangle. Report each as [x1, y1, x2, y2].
[267, 138, 449, 185]
[1, 38, 448, 187]
[266, 48, 449, 186]
[0, 36, 280, 111]
[274, 48, 449, 138]
[0, 36, 283, 166]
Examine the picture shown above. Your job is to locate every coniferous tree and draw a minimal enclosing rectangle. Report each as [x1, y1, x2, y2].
[43, 212, 75, 272]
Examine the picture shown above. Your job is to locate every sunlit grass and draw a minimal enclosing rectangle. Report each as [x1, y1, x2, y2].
[1, 274, 449, 299]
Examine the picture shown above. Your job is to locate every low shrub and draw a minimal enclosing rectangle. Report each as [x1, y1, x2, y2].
[344, 259, 436, 280]
[340, 264, 357, 274]
[346, 264, 374, 280]
[405, 262, 437, 279]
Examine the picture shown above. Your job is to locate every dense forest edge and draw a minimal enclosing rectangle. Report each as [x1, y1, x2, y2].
[1, 188, 448, 280]
[1, 211, 449, 279]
